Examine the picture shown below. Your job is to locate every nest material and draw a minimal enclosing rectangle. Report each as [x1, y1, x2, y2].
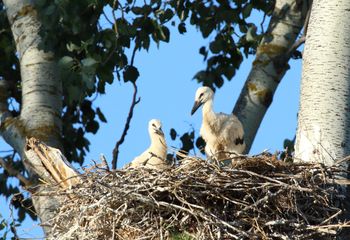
[44, 156, 349, 240]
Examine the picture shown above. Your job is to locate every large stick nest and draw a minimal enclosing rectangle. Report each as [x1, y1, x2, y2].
[43, 156, 349, 240]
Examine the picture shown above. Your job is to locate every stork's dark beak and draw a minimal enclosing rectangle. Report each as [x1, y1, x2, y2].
[191, 101, 202, 115]
[155, 128, 164, 136]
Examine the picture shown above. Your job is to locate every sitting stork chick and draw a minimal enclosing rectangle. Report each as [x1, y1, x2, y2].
[191, 87, 245, 161]
[127, 119, 168, 170]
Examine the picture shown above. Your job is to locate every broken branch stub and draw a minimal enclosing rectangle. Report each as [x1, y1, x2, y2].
[24, 137, 81, 188]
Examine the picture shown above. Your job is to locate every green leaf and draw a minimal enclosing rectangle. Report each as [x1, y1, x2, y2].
[159, 26, 170, 42]
[180, 132, 194, 153]
[132, 6, 143, 15]
[82, 72, 95, 91]
[96, 107, 107, 123]
[98, 68, 114, 85]
[223, 66, 235, 80]
[67, 86, 82, 105]
[199, 46, 207, 59]
[178, 22, 187, 34]
[160, 9, 174, 23]
[242, 3, 253, 18]
[246, 25, 257, 42]
[142, 35, 150, 50]
[117, 19, 136, 37]
[214, 75, 224, 88]
[18, 208, 25, 222]
[36, 0, 47, 7]
[195, 137, 206, 154]
[200, 22, 215, 38]
[44, 5, 56, 15]
[123, 66, 139, 83]
[82, 57, 98, 67]
[86, 120, 99, 134]
[209, 39, 223, 54]
[0, 219, 6, 231]
[170, 128, 177, 140]
[59, 56, 74, 69]
[193, 70, 209, 83]
[66, 42, 82, 52]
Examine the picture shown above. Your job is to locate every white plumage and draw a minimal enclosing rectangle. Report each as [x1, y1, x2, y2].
[191, 87, 245, 160]
[126, 119, 168, 170]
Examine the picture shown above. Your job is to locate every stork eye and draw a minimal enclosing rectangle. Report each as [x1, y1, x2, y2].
[152, 123, 156, 127]
[199, 93, 204, 98]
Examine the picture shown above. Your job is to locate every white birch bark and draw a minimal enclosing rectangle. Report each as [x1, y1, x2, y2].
[2, 0, 63, 236]
[0, 81, 26, 153]
[294, 0, 350, 167]
[233, 0, 310, 152]
[4, 0, 62, 149]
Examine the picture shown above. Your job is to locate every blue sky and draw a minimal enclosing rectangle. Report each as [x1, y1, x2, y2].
[0, 12, 302, 239]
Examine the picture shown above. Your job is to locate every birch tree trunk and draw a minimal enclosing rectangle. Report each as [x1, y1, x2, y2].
[233, 0, 310, 152]
[294, 0, 350, 167]
[2, 0, 62, 236]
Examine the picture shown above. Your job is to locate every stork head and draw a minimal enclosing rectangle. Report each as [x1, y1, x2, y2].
[191, 86, 214, 115]
[149, 119, 164, 137]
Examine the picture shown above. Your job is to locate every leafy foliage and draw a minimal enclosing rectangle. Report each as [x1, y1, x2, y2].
[0, 154, 37, 225]
[0, 0, 274, 227]
[0, 0, 274, 164]
[169, 127, 205, 161]
[0, 2, 21, 107]
[167, 0, 274, 88]
[280, 136, 295, 162]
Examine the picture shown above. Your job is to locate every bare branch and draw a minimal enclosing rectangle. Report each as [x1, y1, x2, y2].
[286, 35, 306, 56]
[0, 80, 26, 154]
[112, 82, 140, 169]
[130, 45, 138, 67]
[286, 0, 312, 57]
[100, 154, 110, 171]
[303, 0, 313, 36]
[102, 11, 114, 25]
[0, 157, 31, 186]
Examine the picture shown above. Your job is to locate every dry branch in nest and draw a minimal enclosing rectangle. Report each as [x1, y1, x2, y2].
[35, 155, 350, 240]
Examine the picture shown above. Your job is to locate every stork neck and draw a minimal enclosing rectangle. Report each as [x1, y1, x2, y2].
[150, 135, 167, 157]
[150, 134, 166, 152]
[202, 99, 215, 121]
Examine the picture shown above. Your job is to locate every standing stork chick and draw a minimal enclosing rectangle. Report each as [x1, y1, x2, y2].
[127, 119, 168, 170]
[191, 87, 245, 160]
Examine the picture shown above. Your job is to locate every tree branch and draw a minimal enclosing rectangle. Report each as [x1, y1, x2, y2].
[0, 80, 26, 154]
[233, 0, 311, 152]
[0, 157, 31, 186]
[112, 82, 140, 169]
[286, 1, 312, 57]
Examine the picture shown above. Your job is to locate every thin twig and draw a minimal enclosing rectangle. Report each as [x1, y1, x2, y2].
[260, 12, 267, 34]
[112, 82, 140, 169]
[0, 157, 31, 186]
[100, 154, 110, 171]
[41, 156, 350, 239]
[102, 11, 114, 25]
[286, 0, 312, 57]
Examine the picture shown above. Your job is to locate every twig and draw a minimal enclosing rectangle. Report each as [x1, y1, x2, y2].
[9, 200, 20, 240]
[335, 155, 350, 165]
[0, 157, 31, 186]
[260, 12, 267, 34]
[100, 154, 110, 171]
[287, 35, 305, 56]
[42, 156, 350, 239]
[286, 0, 312, 57]
[102, 11, 114, 25]
[111, 82, 140, 169]
[130, 45, 138, 67]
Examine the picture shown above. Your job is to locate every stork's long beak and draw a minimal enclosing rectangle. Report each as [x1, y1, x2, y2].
[191, 101, 202, 115]
[155, 128, 164, 136]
